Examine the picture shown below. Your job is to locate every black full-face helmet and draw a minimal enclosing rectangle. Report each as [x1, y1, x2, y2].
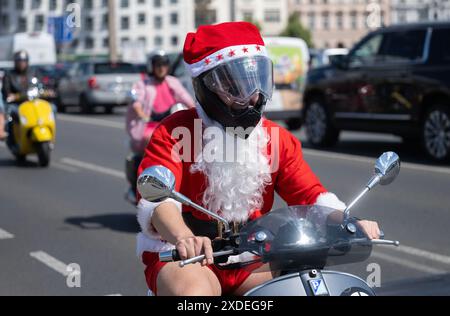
[184, 22, 274, 139]
[193, 55, 274, 138]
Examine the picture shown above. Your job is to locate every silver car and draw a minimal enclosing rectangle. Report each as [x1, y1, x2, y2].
[57, 61, 141, 114]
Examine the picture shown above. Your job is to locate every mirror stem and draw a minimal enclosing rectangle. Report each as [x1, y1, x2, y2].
[171, 191, 231, 234]
[343, 175, 380, 223]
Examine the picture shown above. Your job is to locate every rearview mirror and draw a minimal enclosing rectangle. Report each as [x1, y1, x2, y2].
[137, 166, 175, 203]
[374, 152, 401, 186]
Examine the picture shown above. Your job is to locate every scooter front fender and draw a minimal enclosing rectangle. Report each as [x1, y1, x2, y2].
[31, 126, 53, 143]
[245, 270, 376, 296]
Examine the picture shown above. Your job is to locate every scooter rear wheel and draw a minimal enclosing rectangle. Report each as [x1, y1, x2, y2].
[36, 142, 51, 167]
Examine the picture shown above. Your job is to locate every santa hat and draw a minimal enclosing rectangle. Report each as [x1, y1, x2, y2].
[183, 22, 269, 78]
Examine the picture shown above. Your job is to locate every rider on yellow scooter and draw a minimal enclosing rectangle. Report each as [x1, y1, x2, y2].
[1, 51, 56, 166]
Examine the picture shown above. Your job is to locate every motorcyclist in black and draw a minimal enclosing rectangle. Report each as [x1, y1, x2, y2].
[1, 50, 36, 146]
[1, 51, 35, 105]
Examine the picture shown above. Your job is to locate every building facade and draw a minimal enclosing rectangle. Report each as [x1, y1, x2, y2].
[0, 0, 196, 58]
[289, 0, 391, 49]
[390, 0, 450, 24]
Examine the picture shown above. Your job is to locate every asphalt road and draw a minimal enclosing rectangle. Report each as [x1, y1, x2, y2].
[0, 108, 449, 296]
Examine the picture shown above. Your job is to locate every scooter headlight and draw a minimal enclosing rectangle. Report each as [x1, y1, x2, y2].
[48, 111, 55, 122]
[20, 116, 28, 125]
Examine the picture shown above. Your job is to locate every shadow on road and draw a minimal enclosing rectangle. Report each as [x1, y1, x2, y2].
[0, 158, 40, 168]
[65, 213, 140, 234]
[377, 273, 450, 296]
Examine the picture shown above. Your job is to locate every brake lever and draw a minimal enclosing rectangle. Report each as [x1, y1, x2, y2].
[179, 250, 236, 268]
[371, 239, 400, 247]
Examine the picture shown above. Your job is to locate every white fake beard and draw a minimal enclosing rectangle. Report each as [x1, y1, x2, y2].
[190, 124, 272, 223]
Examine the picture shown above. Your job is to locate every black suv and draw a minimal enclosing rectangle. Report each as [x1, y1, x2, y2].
[303, 22, 450, 161]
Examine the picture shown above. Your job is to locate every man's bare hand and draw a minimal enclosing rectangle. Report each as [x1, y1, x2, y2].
[176, 236, 214, 266]
[6, 94, 17, 103]
[358, 220, 381, 240]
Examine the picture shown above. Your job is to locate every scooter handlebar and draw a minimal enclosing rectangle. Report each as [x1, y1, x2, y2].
[159, 249, 181, 263]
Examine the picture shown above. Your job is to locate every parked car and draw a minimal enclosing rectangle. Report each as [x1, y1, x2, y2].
[57, 61, 141, 114]
[169, 53, 195, 97]
[29, 64, 70, 103]
[309, 48, 349, 69]
[302, 22, 450, 162]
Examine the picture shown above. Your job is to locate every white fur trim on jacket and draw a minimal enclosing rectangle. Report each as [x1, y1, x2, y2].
[314, 192, 347, 211]
[136, 198, 182, 239]
[136, 198, 181, 256]
[136, 233, 175, 257]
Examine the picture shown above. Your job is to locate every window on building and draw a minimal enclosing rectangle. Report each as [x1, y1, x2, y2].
[102, 14, 108, 29]
[171, 36, 178, 46]
[264, 10, 281, 23]
[308, 12, 315, 30]
[32, 0, 42, 9]
[154, 36, 163, 47]
[138, 13, 146, 25]
[16, 0, 25, 10]
[0, 15, 9, 31]
[34, 14, 44, 31]
[138, 37, 147, 47]
[170, 12, 178, 25]
[49, 0, 57, 11]
[85, 17, 94, 31]
[85, 0, 93, 9]
[121, 37, 130, 47]
[195, 9, 216, 28]
[154, 0, 162, 8]
[18, 17, 27, 32]
[154, 16, 162, 29]
[85, 37, 94, 50]
[336, 11, 343, 30]
[121, 0, 129, 8]
[243, 11, 253, 21]
[350, 11, 357, 29]
[121, 16, 130, 30]
[322, 11, 329, 30]
[103, 37, 109, 48]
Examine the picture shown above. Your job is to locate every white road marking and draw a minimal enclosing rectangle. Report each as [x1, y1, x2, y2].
[53, 162, 79, 173]
[105, 294, 123, 296]
[60, 157, 125, 179]
[303, 148, 450, 176]
[394, 245, 450, 266]
[0, 228, 14, 240]
[58, 114, 123, 129]
[30, 251, 70, 277]
[372, 251, 446, 275]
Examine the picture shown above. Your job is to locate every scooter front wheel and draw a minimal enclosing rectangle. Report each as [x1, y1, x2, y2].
[36, 142, 51, 167]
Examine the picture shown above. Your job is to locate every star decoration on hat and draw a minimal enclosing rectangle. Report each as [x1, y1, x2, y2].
[242, 47, 249, 53]
[256, 45, 261, 52]
[205, 58, 211, 65]
[216, 54, 224, 61]
[228, 49, 236, 57]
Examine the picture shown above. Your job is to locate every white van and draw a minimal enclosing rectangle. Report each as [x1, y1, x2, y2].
[263, 37, 310, 130]
[0, 33, 57, 68]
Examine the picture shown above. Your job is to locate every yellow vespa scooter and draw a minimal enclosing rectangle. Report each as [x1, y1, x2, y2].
[6, 78, 56, 167]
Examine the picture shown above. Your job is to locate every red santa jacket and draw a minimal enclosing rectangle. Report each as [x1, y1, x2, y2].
[138, 108, 330, 223]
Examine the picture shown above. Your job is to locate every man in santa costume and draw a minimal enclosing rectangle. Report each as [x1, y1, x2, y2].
[136, 22, 381, 296]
